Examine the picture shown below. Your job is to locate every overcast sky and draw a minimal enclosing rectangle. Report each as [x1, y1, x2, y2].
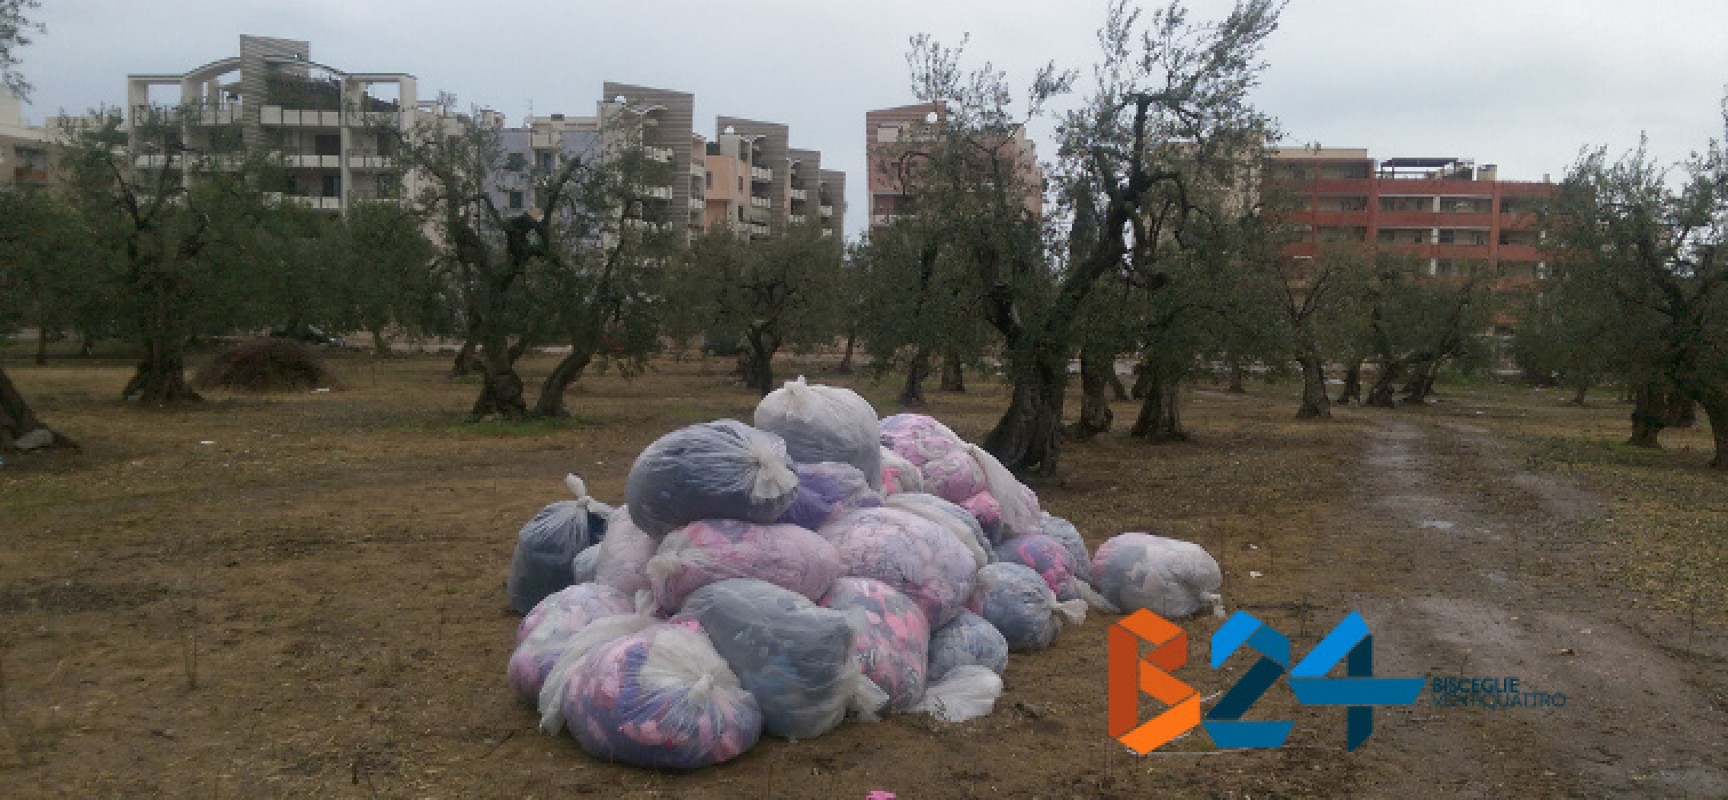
[19, 0, 1728, 238]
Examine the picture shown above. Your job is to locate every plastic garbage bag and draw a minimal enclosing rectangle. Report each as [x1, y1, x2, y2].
[507, 588, 633, 701]
[909, 665, 1004, 723]
[964, 444, 1041, 538]
[754, 378, 883, 491]
[570, 544, 601, 586]
[957, 491, 1004, 544]
[879, 447, 925, 495]
[625, 420, 800, 539]
[878, 413, 968, 468]
[883, 492, 990, 570]
[1037, 513, 1092, 583]
[646, 518, 844, 615]
[554, 620, 763, 770]
[818, 506, 978, 628]
[507, 475, 614, 614]
[926, 610, 1009, 683]
[776, 462, 883, 530]
[918, 447, 988, 504]
[993, 534, 1083, 602]
[593, 506, 657, 602]
[537, 614, 660, 733]
[821, 577, 930, 712]
[1091, 533, 1223, 619]
[968, 562, 1086, 652]
[679, 578, 886, 740]
[517, 582, 634, 644]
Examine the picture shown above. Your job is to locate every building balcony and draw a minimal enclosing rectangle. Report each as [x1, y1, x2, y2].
[284, 154, 343, 169]
[635, 185, 673, 201]
[132, 154, 174, 170]
[820, 205, 834, 218]
[345, 149, 395, 170]
[1435, 212, 1495, 228]
[349, 109, 405, 130]
[871, 214, 895, 227]
[749, 223, 770, 237]
[751, 166, 774, 182]
[690, 162, 706, 178]
[1307, 210, 1370, 227]
[688, 198, 705, 211]
[268, 193, 343, 211]
[347, 188, 403, 204]
[1310, 178, 1373, 195]
[1376, 211, 1442, 228]
[748, 206, 770, 223]
[820, 229, 833, 238]
[12, 166, 49, 183]
[790, 188, 807, 202]
[259, 106, 342, 127]
[750, 196, 771, 209]
[645, 146, 674, 164]
[189, 105, 241, 126]
[789, 214, 807, 225]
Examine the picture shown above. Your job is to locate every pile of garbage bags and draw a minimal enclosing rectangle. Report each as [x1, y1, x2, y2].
[501, 378, 1224, 770]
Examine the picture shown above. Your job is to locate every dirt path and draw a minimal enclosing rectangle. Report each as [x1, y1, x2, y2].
[1330, 417, 1728, 797]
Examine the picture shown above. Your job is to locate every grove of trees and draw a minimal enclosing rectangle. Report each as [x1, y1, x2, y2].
[5, 0, 1726, 472]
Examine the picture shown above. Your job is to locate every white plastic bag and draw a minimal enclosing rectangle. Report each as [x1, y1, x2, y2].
[556, 620, 763, 769]
[506, 475, 612, 614]
[754, 377, 884, 490]
[883, 492, 991, 570]
[964, 445, 1041, 539]
[969, 562, 1086, 652]
[678, 578, 885, 740]
[910, 665, 1004, 723]
[645, 519, 844, 615]
[625, 420, 800, 539]
[537, 614, 659, 734]
[593, 506, 656, 599]
[1091, 532, 1223, 619]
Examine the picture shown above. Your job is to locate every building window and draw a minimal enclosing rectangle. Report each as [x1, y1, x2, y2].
[536, 151, 555, 172]
[738, 176, 744, 192]
[508, 191, 524, 210]
[314, 134, 340, 157]
[706, 172, 713, 189]
[321, 174, 341, 198]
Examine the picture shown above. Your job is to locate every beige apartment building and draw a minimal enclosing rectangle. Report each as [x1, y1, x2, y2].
[120, 41, 844, 238]
[522, 85, 843, 243]
[0, 93, 54, 189]
[124, 35, 422, 213]
[704, 115, 842, 240]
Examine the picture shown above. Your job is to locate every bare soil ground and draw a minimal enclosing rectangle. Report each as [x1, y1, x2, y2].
[1, 351, 1724, 798]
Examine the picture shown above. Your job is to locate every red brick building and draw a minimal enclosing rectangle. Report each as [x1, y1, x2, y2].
[1269, 147, 1554, 318]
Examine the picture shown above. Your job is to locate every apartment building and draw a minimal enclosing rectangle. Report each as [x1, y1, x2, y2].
[704, 117, 842, 240]
[600, 82, 702, 240]
[713, 116, 788, 240]
[125, 35, 422, 213]
[816, 169, 845, 240]
[864, 101, 1043, 231]
[0, 93, 54, 189]
[1268, 147, 1553, 296]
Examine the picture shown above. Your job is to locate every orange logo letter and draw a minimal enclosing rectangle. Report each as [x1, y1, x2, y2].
[1108, 609, 1200, 753]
